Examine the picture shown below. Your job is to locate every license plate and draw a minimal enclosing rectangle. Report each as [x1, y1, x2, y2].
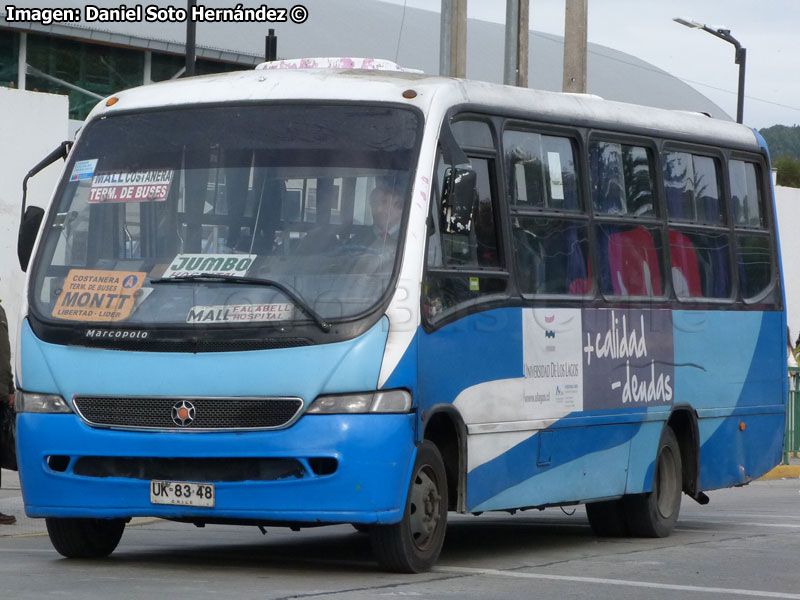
[150, 480, 215, 507]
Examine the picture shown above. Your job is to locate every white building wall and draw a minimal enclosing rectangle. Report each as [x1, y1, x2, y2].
[776, 186, 800, 341]
[0, 87, 68, 361]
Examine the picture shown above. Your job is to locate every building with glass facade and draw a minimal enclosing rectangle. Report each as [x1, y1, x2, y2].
[0, 28, 255, 121]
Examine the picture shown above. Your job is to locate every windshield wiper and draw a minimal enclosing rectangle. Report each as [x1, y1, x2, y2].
[150, 273, 331, 333]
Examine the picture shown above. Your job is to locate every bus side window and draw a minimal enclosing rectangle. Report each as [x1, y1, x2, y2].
[730, 160, 764, 228]
[505, 131, 581, 212]
[663, 150, 733, 301]
[439, 159, 500, 267]
[590, 141, 655, 217]
[424, 148, 506, 322]
[730, 159, 774, 302]
[512, 217, 590, 296]
[663, 152, 724, 225]
[507, 129, 589, 296]
[668, 229, 731, 299]
[596, 224, 665, 297]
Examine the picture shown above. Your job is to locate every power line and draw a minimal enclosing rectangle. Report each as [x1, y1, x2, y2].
[674, 78, 800, 114]
[530, 31, 800, 116]
[395, 0, 408, 63]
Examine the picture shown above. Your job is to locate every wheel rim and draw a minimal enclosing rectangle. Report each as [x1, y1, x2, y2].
[655, 445, 679, 518]
[408, 464, 442, 552]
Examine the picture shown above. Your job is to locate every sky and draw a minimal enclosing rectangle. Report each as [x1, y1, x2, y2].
[385, 0, 800, 130]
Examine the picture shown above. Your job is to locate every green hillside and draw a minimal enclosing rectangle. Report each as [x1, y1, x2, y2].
[760, 125, 800, 159]
[760, 125, 800, 187]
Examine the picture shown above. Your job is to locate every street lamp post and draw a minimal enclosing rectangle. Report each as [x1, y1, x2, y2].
[673, 18, 746, 124]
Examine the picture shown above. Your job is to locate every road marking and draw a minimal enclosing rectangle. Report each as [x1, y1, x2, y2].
[436, 566, 800, 599]
[683, 513, 800, 521]
[732, 521, 800, 529]
[683, 520, 800, 529]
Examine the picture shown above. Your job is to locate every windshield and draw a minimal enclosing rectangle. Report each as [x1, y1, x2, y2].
[30, 104, 421, 332]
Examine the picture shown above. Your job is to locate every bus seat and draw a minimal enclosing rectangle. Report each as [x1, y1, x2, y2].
[698, 194, 721, 224]
[513, 227, 544, 293]
[607, 227, 662, 296]
[669, 230, 702, 298]
[708, 237, 731, 297]
[595, 225, 616, 295]
[665, 185, 683, 219]
[688, 235, 730, 299]
[564, 224, 590, 295]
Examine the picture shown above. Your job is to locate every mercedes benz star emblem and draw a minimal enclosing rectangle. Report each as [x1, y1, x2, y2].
[171, 400, 196, 427]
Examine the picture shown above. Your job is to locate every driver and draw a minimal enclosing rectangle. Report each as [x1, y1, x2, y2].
[294, 183, 405, 257]
[348, 184, 404, 250]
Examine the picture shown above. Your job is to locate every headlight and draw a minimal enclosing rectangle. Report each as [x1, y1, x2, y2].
[16, 392, 73, 413]
[307, 390, 412, 414]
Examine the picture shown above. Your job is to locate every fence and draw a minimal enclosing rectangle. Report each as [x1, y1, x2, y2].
[785, 367, 800, 464]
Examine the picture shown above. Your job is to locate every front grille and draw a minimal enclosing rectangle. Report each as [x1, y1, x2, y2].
[72, 396, 304, 430]
[72, 456, 307, 481]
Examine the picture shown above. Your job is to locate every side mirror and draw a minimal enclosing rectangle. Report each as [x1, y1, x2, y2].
[441, 167, 477, 235]
[17, 140, 72, 271]
[18, 206, 45, 271]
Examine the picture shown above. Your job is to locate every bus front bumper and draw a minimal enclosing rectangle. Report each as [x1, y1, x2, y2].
[16, 412, 416, 525]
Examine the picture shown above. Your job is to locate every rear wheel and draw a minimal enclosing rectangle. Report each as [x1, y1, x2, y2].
[46, 517, 126, 558]
[370, 441, 448, 573]
[626, 426, 683, 537]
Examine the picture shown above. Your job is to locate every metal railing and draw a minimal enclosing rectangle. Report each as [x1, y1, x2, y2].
[784, 367, 800, 464]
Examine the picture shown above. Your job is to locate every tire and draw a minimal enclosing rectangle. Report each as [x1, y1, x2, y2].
[370, 441, 448, 573]
[626, 426, 683, 538]
[586, 498, 630, 537]
[46, 517, 126, 558]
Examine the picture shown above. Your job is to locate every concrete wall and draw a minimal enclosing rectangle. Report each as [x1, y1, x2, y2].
[0, 87, 69, 361]
[776, 186, 800, 341]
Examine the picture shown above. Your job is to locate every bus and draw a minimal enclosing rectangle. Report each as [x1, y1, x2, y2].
[15, 57, 785, 573]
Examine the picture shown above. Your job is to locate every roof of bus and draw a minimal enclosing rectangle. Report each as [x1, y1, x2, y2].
[89, 66, 759, 151]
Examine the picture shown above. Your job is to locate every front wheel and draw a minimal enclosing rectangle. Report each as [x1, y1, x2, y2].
[370, 441, 448, 573]
[46, 517, 126, 558]
[625, 426, 683, 537]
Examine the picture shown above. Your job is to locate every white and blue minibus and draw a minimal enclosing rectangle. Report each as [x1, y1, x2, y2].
[14, 58, 785, 572]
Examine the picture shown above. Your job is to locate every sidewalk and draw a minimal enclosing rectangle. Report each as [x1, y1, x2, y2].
[0, 468, 45, 537]
[760, 456, 800, 480]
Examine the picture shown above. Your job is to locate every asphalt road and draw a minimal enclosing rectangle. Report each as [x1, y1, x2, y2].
[1, 470, 800, 599]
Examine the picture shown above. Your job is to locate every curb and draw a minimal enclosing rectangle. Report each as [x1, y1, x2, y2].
[759, 465, 800, 480]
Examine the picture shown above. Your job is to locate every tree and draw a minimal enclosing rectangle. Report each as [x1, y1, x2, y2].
[774, 156, 800, 188]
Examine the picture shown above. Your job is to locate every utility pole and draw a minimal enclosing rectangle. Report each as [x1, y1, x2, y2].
[503, 0, 529, 87]
[185, 0, 197, 77]
[562, 0, 587, 93]
[440, 0, 467, 78]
